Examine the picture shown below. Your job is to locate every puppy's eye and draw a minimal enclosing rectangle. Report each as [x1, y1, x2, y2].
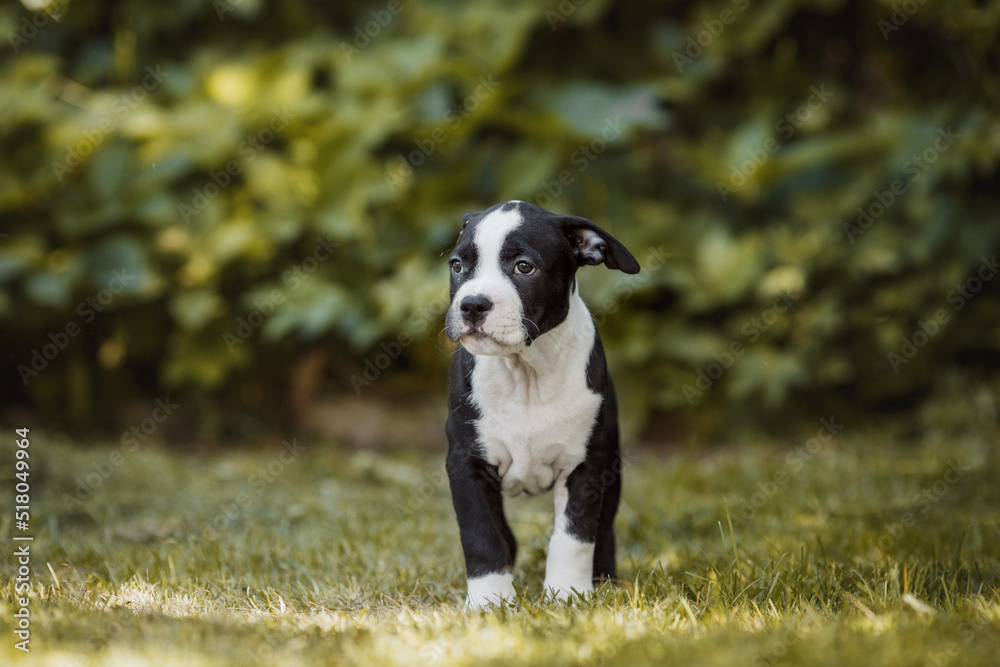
[514, 261, 535, 275]
[450, 259, 463, 274]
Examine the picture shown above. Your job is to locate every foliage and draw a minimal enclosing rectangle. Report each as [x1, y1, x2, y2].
[1, 432, 999, 664]
[1, 0, 999, 435]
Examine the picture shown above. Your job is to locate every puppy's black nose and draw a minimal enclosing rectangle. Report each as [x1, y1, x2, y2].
[460, 294, 493, 324]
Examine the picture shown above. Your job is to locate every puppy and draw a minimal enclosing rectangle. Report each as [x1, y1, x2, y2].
[444, 200, 639, 608]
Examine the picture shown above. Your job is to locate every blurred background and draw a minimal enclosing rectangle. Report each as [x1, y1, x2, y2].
[1, 0, 999, 447]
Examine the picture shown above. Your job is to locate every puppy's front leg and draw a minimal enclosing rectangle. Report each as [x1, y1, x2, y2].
[446, 449, 517, 609]
[543, 463, 602, 600]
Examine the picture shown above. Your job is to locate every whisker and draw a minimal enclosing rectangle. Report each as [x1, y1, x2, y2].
[522, 317, 542, 343]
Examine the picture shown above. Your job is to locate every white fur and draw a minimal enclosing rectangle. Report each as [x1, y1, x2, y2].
[447, 207, 527, 355]
[469, 291, 602, 497]
[542, 479, 596, 598]
[544, 533, 595, 599]
[457, 202, 604, 605]
[466, 571, 515, 609]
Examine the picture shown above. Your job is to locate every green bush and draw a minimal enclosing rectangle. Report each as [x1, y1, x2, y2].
[2, 0, 999, 438]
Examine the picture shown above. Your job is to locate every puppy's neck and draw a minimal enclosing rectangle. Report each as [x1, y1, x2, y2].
[503, 289, 595, 377]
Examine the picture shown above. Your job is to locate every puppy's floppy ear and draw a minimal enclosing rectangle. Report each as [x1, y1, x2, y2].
[560, 216, 641, 274]
[461, 211, 482, 231]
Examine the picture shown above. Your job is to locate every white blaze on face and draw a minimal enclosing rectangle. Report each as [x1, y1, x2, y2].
[449, 207, 527, 355]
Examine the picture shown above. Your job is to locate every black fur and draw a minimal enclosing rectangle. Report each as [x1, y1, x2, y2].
[445, 201, 638, 594]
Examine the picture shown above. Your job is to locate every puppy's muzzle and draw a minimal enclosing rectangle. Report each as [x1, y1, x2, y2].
[459, 294, 493, 327]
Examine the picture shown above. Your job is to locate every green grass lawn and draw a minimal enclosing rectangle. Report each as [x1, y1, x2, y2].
[1, 429, 999, 666]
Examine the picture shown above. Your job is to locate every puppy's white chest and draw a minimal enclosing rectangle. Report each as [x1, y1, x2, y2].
[470, 353, 602, 497]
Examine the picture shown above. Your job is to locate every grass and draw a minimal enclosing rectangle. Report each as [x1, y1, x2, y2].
[1, 429, 999, 666]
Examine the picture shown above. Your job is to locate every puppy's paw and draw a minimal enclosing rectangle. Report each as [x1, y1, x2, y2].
[465, 572, 515, 610]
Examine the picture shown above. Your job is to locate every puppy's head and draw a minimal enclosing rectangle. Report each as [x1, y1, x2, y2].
[445, 201, 640, 356]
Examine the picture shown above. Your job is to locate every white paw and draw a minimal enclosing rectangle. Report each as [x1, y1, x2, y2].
[543, 529, 595, 602]
[465, 572, 515, 610]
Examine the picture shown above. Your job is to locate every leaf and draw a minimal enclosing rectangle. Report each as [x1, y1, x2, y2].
[260, 281, 354, 342]
[496, 145, 560, 201]
[87, 141, 131, 202]
[542, 82, 669, 138]
[24, 263, 81, 309]
[86, 235, 156, 295]
[170, 290, 223, 330]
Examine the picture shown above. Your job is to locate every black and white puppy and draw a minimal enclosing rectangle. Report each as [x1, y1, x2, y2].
[444, 200, 640, 609]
